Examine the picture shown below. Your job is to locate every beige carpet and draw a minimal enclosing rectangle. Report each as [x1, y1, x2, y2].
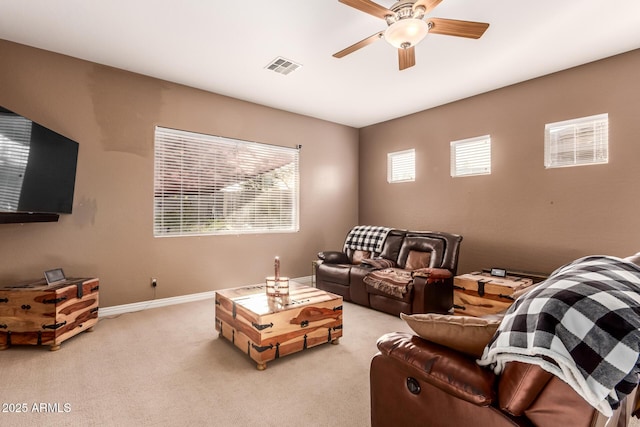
[1, 298, 413, 426]
[2, 298, 639, 427]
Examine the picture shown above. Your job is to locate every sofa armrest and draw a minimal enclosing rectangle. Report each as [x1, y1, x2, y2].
[376, 332, 497, 406]
[412, 268, 453, 314]
[498, 362, 553, 416]
[412, 268, 452, 280]
[317, 251, 349, 264]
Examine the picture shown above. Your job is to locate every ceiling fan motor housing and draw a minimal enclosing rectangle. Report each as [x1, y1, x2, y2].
[384, 1, 429, 48]
[385, 0, 426, 24]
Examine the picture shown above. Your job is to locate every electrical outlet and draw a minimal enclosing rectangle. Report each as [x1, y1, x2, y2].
[151, 278, 157, 288]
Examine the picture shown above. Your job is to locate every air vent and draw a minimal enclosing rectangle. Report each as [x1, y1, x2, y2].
[265, 57, 302, 75]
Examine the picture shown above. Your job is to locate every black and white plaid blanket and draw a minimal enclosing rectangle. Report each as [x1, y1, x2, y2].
[343, 225, 390, 254]
[478, 255, 640, 417]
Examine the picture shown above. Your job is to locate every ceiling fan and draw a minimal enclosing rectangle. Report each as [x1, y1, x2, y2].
[333, 0, 490, 70]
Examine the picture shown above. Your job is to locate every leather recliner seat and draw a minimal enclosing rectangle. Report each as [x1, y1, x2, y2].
[316, 228, 463, 316]
[370, 332, 638, 427]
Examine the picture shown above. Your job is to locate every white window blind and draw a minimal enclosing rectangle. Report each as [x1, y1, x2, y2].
[0, 113, 31, 211]
[450, 135, 491, 177]
[387, 149, 415, 183]
[154, 127, 299, 237]
[545, 113, 608, 168]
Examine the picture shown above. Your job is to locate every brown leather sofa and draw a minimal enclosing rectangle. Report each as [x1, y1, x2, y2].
[316, 228, 463, 316]
[370, 332, 638, 427]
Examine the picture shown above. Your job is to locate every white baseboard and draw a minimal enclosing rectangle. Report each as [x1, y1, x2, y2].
[98, 276, 314, 318]
[98, 291, 216, 317]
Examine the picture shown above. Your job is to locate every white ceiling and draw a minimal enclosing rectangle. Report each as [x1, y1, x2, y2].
[1, 0, 639, 128]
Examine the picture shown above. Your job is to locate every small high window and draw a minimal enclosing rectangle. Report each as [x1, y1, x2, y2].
[450, 135, 491, 177]
[544, 113, 608, 168]
[387, 149, 415, 183]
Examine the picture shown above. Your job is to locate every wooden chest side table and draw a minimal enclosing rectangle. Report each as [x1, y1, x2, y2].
[0, 278, 99, 351]
[453, 272, 536, 317]
[215, 282, 342, 370]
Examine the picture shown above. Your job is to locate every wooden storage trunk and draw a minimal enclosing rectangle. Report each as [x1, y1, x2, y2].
[453, 272, 534, 317]
[0, 278, 99, 351]
[215, 283, 342, 370]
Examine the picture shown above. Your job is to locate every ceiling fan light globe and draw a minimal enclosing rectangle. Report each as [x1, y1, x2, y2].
[384, 18, 429, 49]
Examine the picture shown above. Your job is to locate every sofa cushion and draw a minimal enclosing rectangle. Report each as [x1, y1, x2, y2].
[363, 268, 413, 299]
[378, 230, 406, 262]
[405, 250, 432, 270]
[351, 250, 371, 265]
[317, 263, 351, 286]
[360, 258, 396, 269]
[400, 313, 501, 358]
[397, 236, 444, 269]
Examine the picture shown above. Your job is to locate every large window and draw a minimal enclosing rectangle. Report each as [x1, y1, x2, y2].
[544, 113, 608, 168]
[450, 135, 491, 178]
[387, 149, 415, 183]
[154, 127, 299, 237]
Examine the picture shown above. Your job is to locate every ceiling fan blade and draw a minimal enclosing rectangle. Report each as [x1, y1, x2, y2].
[398, 46, 416, 70]
[428, 18, 490, 39]
[413, 0, 443, 15]
[333, 31, 384, 58]
[338, 0, 393, 19]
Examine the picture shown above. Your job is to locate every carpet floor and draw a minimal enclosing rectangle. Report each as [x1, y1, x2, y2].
[2, 297, 639, 427]
[1, 298, 413, 426]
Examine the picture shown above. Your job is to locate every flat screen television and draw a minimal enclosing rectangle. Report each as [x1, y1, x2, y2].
[0, 106, 79, 223]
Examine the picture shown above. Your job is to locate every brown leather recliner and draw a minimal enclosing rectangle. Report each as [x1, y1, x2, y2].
[316, 228, 463, 316]
[370, 332, 638, 427]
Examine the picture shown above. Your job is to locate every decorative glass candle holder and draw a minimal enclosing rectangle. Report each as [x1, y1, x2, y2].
[265, 276, 290, 297]
[267, 294, 290, 312]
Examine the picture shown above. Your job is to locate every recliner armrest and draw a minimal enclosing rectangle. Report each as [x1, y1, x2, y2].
[376, 332, 497, 406]
[412, 268, 454, 314]
[498, 362, 553, 416]
[412, 267, 452, 280]
[317, 251, 349, 264]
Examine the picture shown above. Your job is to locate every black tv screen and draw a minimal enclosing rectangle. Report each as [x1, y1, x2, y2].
[0, 106, 79, 215]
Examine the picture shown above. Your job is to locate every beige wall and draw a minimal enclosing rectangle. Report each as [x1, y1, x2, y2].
[0, 40, 359, 306]
[359, 49, 640, 275]
[2, 39, 639, 306]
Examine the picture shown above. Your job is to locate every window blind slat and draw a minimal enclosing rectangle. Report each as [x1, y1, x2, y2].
[154, 127, 299, 237]
[451, 135, 491, 177]
[545, 114, 608, 168]
[387, 149, 415, 183]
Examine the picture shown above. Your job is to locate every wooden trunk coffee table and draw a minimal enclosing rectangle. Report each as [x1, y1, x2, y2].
[215, 282, 343, 370]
